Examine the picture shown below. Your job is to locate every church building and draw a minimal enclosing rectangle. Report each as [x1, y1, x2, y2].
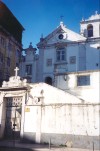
[20, 11, 100, 103]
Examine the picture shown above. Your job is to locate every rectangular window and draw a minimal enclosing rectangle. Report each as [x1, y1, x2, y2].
[0, 71, 3, 80]
[7, 57, 10, 67]
[77, 75, 90, 86]
[46, 59, 52, 66]
[26, 64, 32, 75]
[8, 42, 13, 52]
[70, 56, 76, 64]
[16, 49, 20, 57]
[0, 52, 3, 63]
[1, 37, 6, 48]
[56, 49, 65, 62]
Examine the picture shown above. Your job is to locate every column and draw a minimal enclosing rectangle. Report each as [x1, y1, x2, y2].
[20, 94, 26, 139]
[0, 92, 6, 138]
[36, 105, 42, 143]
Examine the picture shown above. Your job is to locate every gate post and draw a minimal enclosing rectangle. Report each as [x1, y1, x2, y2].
[36, 104, 42, 143]
[0, 92, 6, 138]
[20, 95, 26, 139]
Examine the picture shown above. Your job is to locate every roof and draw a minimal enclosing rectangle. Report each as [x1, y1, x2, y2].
[29, 82, 83, 104]
[80, 12, 100, 24]
[0, 1, 24, 44]
[37, 21, 86, 47]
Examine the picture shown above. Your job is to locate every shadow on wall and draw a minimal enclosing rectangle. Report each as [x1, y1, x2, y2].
[0, 146, 33, 151]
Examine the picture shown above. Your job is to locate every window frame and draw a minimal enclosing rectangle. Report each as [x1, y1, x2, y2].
[70, 56, 76, 64]
[77, 75, 90, 86]
[0, 52, 4, 63]
[7, 57, 10, 67]
[46, 58, 52, 66]
[56, 47, 66, 62]
[26, 64, 32, 75]
[1, 36, 6, 48]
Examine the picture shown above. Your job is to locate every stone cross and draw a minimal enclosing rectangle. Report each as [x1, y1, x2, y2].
[14, 67, 19, 78]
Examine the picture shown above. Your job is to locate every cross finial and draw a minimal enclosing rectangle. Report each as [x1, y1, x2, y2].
[60, 15, 64, 22]
[14, 67, 19, 78]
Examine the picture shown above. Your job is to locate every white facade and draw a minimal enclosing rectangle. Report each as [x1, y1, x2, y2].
[36, 12, 100, 102]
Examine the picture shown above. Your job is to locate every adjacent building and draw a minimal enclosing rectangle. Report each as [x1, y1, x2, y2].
[20, 42, 38, 83]
[0, 1, 24, 86]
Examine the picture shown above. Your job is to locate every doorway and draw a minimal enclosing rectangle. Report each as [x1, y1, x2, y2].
[45, 77, 52, 85]
[4, 97, 22, 140]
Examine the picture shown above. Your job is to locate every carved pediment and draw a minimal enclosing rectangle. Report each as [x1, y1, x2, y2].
[2, 67, 27, 88]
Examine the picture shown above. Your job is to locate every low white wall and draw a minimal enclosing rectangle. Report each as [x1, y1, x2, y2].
[24, 103, 99, 149]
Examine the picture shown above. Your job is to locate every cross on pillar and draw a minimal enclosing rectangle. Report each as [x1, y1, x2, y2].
[14, 67, 19, 78]
[60, 15, 64, 22]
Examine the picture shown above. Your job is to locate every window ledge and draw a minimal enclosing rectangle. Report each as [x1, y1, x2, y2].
[54, 61, 68, 65]
[77, 85, 91, 89]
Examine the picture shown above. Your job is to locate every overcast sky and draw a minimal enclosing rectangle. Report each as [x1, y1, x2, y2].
[2, 0, 100, 48]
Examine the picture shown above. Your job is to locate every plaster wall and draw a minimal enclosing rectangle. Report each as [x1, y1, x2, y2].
[86, 43, 99, 70]
[56, 71, 100, 103]
[43, 47, 55, 73]
[24, 103, 99, 149]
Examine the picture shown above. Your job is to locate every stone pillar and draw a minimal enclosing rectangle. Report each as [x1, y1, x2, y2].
[20, 94, 26, 139]
[0, 92, 6, 138]
[36, 105, 42, 143]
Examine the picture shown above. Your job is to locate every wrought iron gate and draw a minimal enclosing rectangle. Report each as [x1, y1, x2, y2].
[4, 97, 22, 139]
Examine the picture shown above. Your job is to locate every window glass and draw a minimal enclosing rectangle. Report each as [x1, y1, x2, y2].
[56, 48, 65, 61]
[77, 75, 90, 86]
[46, 59, 52, 66]
[70, 56, 76, 64]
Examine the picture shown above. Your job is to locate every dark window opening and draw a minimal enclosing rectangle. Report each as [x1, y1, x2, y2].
[87, 24, 93, 37]
[7, 57, 10, 67]
[26, 64, 32, 75]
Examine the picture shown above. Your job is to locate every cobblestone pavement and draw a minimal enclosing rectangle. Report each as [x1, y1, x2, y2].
[0, 140, 99, 151]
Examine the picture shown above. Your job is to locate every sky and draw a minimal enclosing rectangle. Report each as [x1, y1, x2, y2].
[2, 0, 100, 49]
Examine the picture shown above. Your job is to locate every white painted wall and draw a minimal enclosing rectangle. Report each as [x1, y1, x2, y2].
[56, 71, 100, 103]
[23, 83, 99, 148]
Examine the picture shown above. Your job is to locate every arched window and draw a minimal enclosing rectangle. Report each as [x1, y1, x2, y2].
[45, 77, 52, 85]
[87, 24, 93, 37]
